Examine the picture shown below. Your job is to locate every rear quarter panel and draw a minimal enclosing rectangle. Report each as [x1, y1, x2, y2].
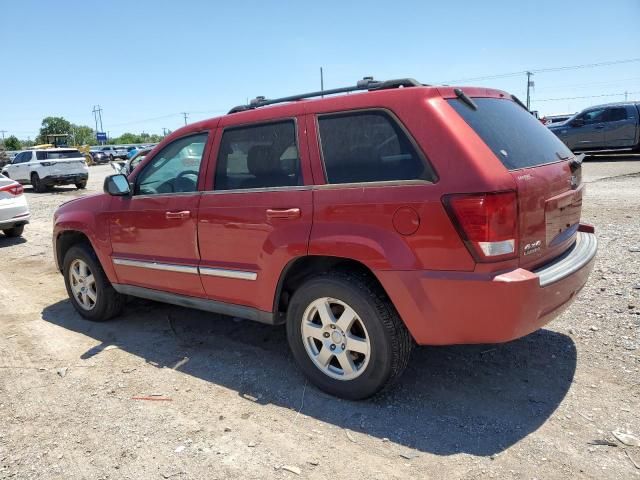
[304, 89, 516, 272]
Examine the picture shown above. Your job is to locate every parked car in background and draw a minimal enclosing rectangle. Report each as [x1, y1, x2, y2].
[0, 174, 30, 237]
[89, 149, 111, 164]
[549, 102, 640, 152]
[96, 146, 128, 160]
[111, 147, 152, 176]
[53, 78, 597, 399]
[542, 114, 574, 125]
[2, 148, 89, 192]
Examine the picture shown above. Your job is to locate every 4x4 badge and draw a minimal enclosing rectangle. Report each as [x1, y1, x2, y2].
[524, 240, 542, 255]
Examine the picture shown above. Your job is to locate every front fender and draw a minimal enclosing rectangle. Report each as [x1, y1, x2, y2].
[53, 194, 117, 282]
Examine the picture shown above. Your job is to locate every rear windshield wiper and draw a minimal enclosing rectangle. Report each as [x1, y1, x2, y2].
[569, 153, 585, 172]
[454, 88, 477, 110]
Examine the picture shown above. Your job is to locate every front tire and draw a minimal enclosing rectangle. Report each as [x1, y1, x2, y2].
[63, 243, 125, 321]
[3, 225, 24, 237]
[286, 272, 412, 400]
[75, 181, 87, 189]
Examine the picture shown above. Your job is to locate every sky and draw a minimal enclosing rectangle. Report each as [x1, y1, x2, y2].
[1, 0, 639, 140]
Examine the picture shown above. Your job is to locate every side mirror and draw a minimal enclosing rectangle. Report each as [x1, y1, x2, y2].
[570, 118, 584, 127]
[104, 174, 131, 196]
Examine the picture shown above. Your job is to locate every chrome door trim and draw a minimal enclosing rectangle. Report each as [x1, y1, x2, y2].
[112, 257, 258, 280]
[199, 266, 257, 281]
[112, 257, 198, 275]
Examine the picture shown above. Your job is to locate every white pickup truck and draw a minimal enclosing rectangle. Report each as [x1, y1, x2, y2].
[1, 148, 89, 192]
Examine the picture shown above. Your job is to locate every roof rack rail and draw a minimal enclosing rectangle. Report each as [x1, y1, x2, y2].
[228, 77, 424, 114]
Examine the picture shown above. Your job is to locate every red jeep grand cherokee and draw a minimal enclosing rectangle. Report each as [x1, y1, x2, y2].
[53, 78, 597, 399]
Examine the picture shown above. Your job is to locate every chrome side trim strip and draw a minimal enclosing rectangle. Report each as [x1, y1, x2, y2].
[199, 267, 257, 281]
[535, 231, 597, 287]
[112, 258, 198, 275]
[112, 257, 258, 280]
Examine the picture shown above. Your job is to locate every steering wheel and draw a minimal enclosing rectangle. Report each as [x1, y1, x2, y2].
[177, 170, 198, 179]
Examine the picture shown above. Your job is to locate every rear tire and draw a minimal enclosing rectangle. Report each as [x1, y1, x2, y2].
[3, 225, 24, 237]
[63, 243, 125, 321]
[75, 181, 87, 189]
[286, 272, 412, 400]
[31, 173, 46, 193]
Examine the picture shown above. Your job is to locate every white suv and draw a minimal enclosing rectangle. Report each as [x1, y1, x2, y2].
[1, 148, 89, 193]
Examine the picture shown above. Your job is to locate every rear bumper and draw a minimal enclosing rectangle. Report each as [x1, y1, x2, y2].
[41, 173, 88, 186]
[0, 212, 30, 229]
[376, 230, 597, 345]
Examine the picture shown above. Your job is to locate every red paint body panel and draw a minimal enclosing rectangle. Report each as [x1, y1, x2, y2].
[376, 249, 595, 345]
[52, 84, 597, 346]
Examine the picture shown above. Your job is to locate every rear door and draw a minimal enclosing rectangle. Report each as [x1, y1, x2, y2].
[197, 117, 313, 313]
[109, 133, 210, 296]
[603, 106, 637, 148]
[448, 97, 582, 269]
[5, 152, 27, 181]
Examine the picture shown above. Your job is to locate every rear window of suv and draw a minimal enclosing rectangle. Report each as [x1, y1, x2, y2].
[448, 97, 573, 170]
[41, 149, 84, 160]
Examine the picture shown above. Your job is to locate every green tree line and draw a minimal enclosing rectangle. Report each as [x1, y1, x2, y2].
[1, 116, 166, 150]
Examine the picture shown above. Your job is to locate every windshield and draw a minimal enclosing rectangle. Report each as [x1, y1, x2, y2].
[448, 97, 573, 170]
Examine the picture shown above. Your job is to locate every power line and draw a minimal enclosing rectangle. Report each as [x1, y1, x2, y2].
[438, 57, 640, 84]
[535, 91, 640, 102]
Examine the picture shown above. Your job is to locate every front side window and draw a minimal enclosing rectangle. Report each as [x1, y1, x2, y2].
[580, 108, 606, 124]
[135, 133, 207, 195]
[214, 120, 301, 190]
[318, 111, 432, 184]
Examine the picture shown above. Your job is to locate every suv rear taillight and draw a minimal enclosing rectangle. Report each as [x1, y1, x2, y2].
[0, 182, 24, 196]
[443, 191, 518, 262]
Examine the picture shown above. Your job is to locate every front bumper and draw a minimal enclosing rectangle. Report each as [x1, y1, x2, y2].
[41, 173, 88, 186]
[376, 230, 597, 346]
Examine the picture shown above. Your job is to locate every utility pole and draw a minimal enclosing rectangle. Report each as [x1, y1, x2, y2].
[525, 71, 534, 111]
[92, 105, 104, 132]
[625, 91, 629, 101]
[0, 130, 6, 140]
[181, 112, 189, 125]
[320, 67, 324, 96]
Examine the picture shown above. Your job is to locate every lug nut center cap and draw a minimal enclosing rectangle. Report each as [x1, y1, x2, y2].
[331, 331, 344, 344]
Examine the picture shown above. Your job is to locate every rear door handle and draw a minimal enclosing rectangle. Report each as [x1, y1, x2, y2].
[165, 210, 191, 219]
[266, 208, 301, 220]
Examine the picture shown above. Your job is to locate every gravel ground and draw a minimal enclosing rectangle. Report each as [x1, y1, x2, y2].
[1, 156, 639, 479]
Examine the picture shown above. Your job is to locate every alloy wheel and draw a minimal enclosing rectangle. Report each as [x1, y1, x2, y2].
[69, 259, 97, 311]
[300, 297, 371, 381]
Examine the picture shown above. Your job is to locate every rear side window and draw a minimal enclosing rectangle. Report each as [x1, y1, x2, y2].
[214, 120, 301, 190]
[318, 111, 433, 184]
[448, 98, 573, 170]
[606, 107, 627, 122]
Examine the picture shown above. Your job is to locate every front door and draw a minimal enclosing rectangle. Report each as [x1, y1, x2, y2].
[572, 107, 606, 149]
[109, 132, 210, 297]
[197, 118, 313, 313]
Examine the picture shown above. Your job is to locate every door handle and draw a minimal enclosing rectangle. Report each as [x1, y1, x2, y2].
[266, 208, 301, 220]
[165, 210, 191, 219]
[594, 125, 605, 129]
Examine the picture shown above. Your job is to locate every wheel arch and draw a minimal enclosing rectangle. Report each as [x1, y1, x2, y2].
[273, 255, 392, 316]
[55, 230, 93, 272]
